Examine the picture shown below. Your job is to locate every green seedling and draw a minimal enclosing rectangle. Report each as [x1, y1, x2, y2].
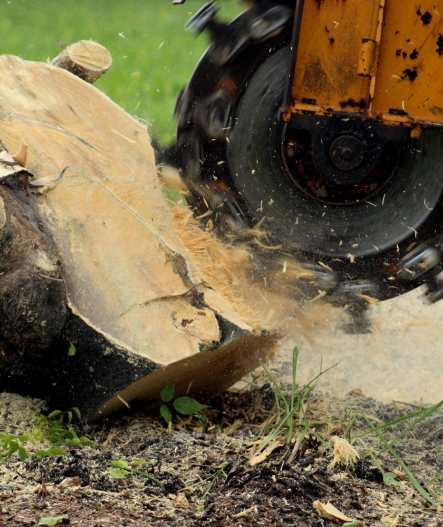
[354, 436, 399, 487]
[0, 433, 30, 461]
[1, 406, 94, 463]
[257, 345, 442, 510]
[159, 382, 210, 425]
[108, 459, 163, 488]
[180, 462, 229, 499]
[67, 341, 77, 356]
[34, 407, 95, 449]
[202, 463, 229, 499]
[427, 474, 443, 496]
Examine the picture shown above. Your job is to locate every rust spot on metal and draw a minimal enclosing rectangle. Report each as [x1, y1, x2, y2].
[301, 97, 317, 105]
[402, 68, 418, 82]
[437, 34, 443, 56]
[389, 108, 408, 116]
[339, 98, 366, 109]
[410, 49, 419, 60]
[416, 9, 432, 25]
[430, 105, 443, 116]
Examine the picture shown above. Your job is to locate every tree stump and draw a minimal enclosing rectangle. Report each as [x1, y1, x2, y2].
[0, 51, 279, 420]
[49, 40, 112, 83]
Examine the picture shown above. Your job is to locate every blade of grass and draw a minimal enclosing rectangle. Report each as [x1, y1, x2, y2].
[376, 399, 443, 456]
[352, 405, 438, 441]
[361, 413, 438, 507]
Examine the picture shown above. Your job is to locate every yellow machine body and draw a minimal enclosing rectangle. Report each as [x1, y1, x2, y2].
[283, 0, 443, 133]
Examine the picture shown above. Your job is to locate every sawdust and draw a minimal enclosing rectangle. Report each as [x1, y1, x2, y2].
[167, 182, 443, 407]
[169, 205, 259, 327]
[274, 287, 443, 405]
[328, 436, 360, 470]
[1, 389, 442, 526]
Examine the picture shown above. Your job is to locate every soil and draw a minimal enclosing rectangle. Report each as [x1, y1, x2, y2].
[1, 384, 442, 526]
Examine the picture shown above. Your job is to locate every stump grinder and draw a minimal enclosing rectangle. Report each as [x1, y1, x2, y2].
[166, 0, 443, 315]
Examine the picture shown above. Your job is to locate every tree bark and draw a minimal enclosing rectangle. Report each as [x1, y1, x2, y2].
[0, 52, 279, 420]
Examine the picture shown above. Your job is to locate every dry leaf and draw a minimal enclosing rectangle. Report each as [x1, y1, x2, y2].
[313, 501, 356, 524]
[248, 440, 282, 467]
[224, 419, 243, 436]
[233, 506, 257, 518]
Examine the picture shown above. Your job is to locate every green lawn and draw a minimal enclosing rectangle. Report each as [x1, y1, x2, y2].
[0, 0, 242, 146]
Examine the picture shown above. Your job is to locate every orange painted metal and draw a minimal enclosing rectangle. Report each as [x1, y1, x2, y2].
[284, 0, 443, 128]
[287, 0, 382, 116]
[371, 2, 443, 124]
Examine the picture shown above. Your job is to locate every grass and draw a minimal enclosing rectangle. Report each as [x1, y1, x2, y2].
[258, 346, 443, 508]
[0, 0, 242, 145]
[259, 346, 339, 462]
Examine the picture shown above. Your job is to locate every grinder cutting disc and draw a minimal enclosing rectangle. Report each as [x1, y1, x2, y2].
[227, 46, 443, 261]
[172, 15, 443, 303]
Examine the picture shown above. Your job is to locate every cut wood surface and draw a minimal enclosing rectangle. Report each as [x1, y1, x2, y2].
[0, 52, 279, 419]
[49, 40, 112, 83]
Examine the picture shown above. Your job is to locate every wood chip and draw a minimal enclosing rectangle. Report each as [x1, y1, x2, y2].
[174, 493, 189, 509]
[248, 440, 283, 467]
[59, 476, 83, 488]
[313, 500, 356, 524]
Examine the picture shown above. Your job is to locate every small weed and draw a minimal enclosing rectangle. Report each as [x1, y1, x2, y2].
[1, 407, 94, 462]
[258, 346, 338, 461]
[350, 410, 441, 507]
[107, 459, 163, 488]
[0, 433, 31, 461]
[180, 462, 229, 499]
[427, 474, 443, 496]
[159, 382, 210, 426]
[34, 407, 95, 450]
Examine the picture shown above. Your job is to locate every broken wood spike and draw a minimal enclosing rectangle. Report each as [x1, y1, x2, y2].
[49, 40, 112, 84]
[0, 195, 5, 229]
[11, 141, 27, 167]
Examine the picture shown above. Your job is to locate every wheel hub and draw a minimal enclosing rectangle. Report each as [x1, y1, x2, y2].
[329, 135, 365, 172]
[282, 114, 410, 201]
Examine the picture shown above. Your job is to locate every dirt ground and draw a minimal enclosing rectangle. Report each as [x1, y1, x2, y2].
[1, 380, 442, 526]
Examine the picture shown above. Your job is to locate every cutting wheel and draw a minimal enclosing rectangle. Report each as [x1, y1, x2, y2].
[173, 21, 443, 303]
[228, 46, 443, 260]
